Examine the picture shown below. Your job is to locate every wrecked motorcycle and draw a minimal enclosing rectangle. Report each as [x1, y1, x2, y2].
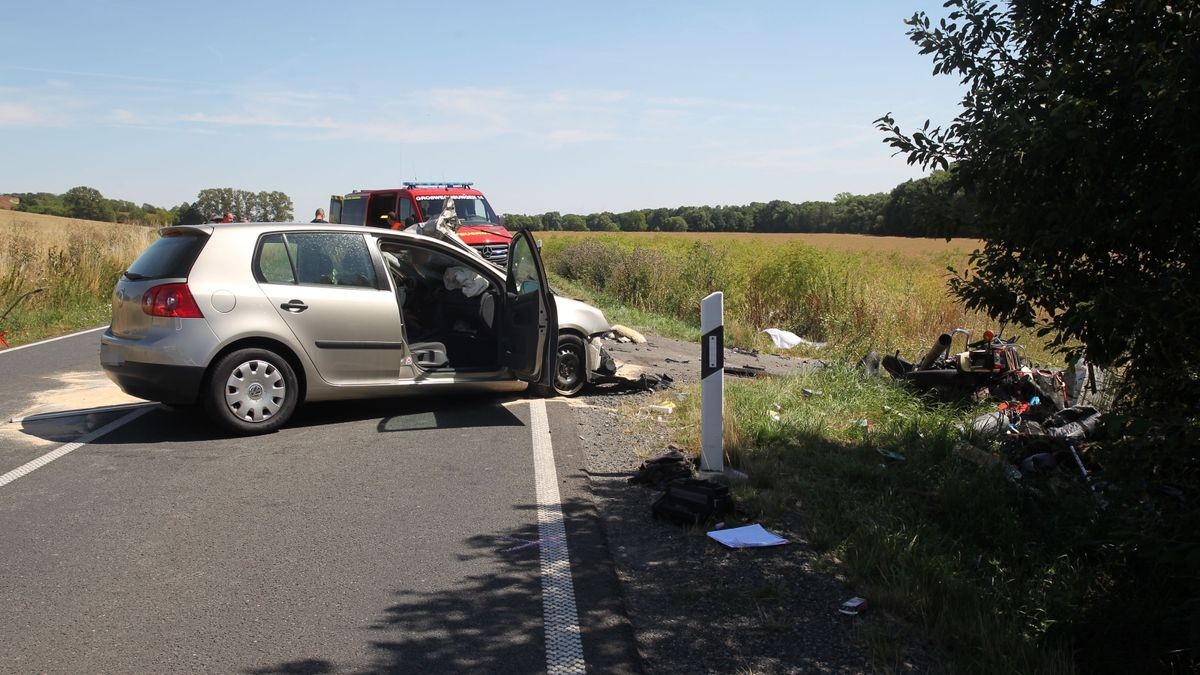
[883, 329, 1065, 408]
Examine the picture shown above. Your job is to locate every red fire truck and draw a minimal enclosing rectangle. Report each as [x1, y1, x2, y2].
[329, 182, 513, 264]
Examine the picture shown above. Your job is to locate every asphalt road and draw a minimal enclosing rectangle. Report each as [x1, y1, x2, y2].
[0, 330, 639, 674]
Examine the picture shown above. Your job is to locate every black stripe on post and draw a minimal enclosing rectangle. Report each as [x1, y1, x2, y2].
[701, 325, 724, 379]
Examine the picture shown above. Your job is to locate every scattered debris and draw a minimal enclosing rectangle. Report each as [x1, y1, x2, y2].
[801, 388, 823, 398]
[664, 357, 690, 364]
[707, 524, 790, 549]
[1019, 452, 1056, 475]
[839, 597, 868, 616]
[763, 328, 828, 350]
[731, 347, 760, 358]
[770, 411, 782, 423]
[1044, 406, 1102, 441]
[592, 371, 674, 392]
[652, 477, 734, 526]
[647, 402, 676, 415]
[724, 365, 767, 378]
[610, 324, 647, 344]
[954, 440, 1001, 467]
[629, 448, 694, 489]
[876, 448, 906, 462]
[857, 351, 881, 377]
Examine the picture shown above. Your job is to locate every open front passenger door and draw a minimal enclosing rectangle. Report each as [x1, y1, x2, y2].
[502, 229, 557, 387]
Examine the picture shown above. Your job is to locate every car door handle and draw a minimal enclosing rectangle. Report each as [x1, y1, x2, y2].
[281, 300, 308, 313]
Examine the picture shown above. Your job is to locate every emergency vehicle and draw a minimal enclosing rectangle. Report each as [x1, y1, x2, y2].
[329, 182, 513, 264]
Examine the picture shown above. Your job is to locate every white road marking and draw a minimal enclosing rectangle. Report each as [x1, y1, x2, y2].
[529, 399, 587, 674]
[0, 325, 105, 355]
[0, 405, 154, 488]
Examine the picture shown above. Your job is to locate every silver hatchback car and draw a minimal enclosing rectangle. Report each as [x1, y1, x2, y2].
[101, 218, 611, 434]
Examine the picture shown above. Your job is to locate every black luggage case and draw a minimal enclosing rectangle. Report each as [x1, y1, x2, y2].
[652, 478, 734, 526]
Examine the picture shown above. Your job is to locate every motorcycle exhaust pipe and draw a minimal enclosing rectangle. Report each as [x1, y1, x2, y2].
[917, 333, 953, 370]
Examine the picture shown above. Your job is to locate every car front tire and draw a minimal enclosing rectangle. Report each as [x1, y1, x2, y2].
[203, 348, 298, 435]
[552, 333, 587, 397]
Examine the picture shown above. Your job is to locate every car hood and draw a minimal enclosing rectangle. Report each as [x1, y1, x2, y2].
[457, 225, 512, 239]
[553, 295, 611, 336]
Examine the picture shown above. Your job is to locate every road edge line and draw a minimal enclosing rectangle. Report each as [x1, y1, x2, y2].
[0, 325, 106, 356]
[0, 405, 155, 488]
[530, 399, 587, 675]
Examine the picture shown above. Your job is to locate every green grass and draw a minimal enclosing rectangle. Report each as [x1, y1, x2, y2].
[666, 366, 1098, 674]
[541, 232, 1181, 673]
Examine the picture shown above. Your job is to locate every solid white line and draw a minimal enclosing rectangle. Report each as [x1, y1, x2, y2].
[529, 399, 587, 675]
[0, 405, 154, 488]
[0, 325, 105, 356]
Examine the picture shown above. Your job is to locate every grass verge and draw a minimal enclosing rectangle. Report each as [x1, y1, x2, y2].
[0, 211, 155, 346]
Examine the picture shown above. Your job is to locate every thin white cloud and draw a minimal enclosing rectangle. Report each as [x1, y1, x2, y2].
[178, 112, 340, 129]
[0, 103, 44, 127]
[108, 108, 148, 126]
[540, 128, 616, 146]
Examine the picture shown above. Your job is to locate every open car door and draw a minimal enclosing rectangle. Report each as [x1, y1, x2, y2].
[502, 229, 557, 386]
[328, 195, 343, 224]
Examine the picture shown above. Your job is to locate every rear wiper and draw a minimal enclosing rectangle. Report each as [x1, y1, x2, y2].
[122, 271, 151, 280]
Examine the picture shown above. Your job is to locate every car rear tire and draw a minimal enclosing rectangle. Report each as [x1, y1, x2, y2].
[203, 348, 298, 435]
[552, 333, 587, 397]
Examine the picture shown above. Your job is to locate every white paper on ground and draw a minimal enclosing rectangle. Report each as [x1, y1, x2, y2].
[707, 524, 790, 548]
[762, 328, 827, 350]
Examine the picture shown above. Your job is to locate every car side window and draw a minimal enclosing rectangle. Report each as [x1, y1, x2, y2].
[288, 233, 378, 288]
[508, 236, 540, 296]
[256, 234, 296, 284]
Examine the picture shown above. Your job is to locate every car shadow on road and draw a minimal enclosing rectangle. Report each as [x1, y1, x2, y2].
[289, 392, 531, 433]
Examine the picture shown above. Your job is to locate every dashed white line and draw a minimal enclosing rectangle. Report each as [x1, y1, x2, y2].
[529, 399, 587, 675]
[0, 405, 154, 488]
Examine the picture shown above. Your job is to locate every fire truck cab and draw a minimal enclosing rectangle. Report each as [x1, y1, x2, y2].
[329, 182, 513, 264]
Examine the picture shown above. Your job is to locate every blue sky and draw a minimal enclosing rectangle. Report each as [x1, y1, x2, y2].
[0, 1, 963, 217]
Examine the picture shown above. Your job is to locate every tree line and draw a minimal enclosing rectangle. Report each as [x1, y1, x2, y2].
[8, 186, 294, 225]
[502, 170, 975, 237]
[10, 171, 968, 238]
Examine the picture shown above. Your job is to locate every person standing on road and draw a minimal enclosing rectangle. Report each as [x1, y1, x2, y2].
[312, 208, 328, 223]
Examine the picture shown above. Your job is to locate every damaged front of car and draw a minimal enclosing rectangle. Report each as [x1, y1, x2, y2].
[552, 295, 616, 396]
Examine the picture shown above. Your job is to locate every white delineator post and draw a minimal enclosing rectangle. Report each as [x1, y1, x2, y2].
[700, 292, 724, 473]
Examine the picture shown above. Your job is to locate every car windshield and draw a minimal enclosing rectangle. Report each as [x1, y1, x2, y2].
[416, 196, 498, 225]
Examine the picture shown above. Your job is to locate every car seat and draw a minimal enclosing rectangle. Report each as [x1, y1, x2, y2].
[297, 249, 335, 285]
[408, 341, 448, 369]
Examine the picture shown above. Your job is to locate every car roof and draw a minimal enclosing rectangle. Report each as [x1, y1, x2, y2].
[165, 222, 495, 265]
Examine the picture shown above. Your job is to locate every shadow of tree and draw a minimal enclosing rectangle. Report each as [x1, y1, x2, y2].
[247, 493, 639, 674]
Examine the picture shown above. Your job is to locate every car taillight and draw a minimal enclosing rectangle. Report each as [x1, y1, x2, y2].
[142, 283, 204, 318]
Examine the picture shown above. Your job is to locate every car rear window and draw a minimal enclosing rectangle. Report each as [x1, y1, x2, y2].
[125, 230, 209, 280]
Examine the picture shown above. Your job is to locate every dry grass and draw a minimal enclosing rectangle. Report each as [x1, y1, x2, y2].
[541, 232, 1058, 366]
[0, 210, 156, 345]
[540, 230, 982, 257]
